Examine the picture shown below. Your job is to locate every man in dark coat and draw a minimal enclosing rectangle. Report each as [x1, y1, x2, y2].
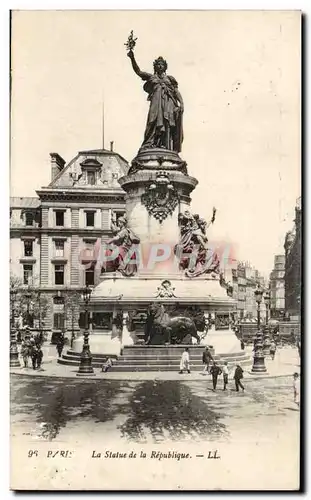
[56, 335, 65, 358]
[234, 364, 245, 392]
[36, 347, 43, 369]
[202, 346, 214, 373]
[31, 345, 38, 370]
[210, 361, 222, 391]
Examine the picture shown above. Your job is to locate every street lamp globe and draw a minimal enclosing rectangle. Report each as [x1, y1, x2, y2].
[263, 290, 270, 307]
[81, 285, 92, 304]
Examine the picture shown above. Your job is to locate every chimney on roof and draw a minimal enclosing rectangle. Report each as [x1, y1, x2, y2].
[110, 141, 114, 152]
[50, 153, 66, 181]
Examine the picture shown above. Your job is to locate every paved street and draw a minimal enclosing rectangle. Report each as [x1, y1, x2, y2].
[11, 372, 300, 444]
[10, 346, 301, 490]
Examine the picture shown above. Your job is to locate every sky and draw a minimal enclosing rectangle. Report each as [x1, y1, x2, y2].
[10, 10, 301, 278]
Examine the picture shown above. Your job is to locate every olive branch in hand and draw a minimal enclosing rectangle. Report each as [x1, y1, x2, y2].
[124, 30, 137, 51]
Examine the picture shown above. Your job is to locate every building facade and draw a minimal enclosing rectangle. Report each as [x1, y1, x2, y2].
[269, 254, 285, 319]
[284, 196, 301, 320]
[230, 262, 266, 320]
[10, 147, 128, 338]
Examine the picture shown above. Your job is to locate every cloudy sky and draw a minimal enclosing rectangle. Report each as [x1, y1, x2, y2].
[10, 10, 301, 277]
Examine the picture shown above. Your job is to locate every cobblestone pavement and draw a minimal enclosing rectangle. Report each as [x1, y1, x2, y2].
[10, 369, 300, 490]
[11, 372, 300, 444]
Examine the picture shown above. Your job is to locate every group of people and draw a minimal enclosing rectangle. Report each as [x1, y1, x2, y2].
[179, 346, 245, 392]
[20, 333, 44, 370]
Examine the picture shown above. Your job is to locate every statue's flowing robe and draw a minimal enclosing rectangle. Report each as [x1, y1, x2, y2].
[139, 72, 183, 152]
[104, 228, 140, 276]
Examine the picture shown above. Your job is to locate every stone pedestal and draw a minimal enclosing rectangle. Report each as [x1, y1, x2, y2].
[203, 325, 242, 354]
[119, 148, 197, 276]
[77, 147, 241, 366]
[89, 275, 240, 356]
[72, 331, 122, 356]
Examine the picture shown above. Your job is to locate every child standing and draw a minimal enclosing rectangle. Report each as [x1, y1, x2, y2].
[179, 347, 190, 374]
[222, 361, 229, 391]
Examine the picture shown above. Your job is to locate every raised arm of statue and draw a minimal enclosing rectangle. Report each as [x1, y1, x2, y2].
[205, 207, 217, 229]
[127, 50, 151, 81]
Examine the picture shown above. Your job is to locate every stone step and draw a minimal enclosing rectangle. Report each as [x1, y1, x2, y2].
[58, 355, 251, 369]
[65, 350, 118, 361]
[120, 354, 208, 360]
[62, 352, 249, 363]
[109, 365, 205, 372]
[58, 357, 104, 368]
[120, 347, 209, 356]
[107, 358, 250, 367]
[58, 345, 251, 371]
[109, 361, 251, 372]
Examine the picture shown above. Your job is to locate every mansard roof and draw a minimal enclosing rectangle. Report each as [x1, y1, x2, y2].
[10, 197, 40, 209]
[47, 148, 129, 190]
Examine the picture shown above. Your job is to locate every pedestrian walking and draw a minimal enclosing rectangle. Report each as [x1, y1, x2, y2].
[210, 361, 222, 391]
[179, 347, 190, 374]
[222, 361, 229, 391]
[270, 341, 276, 360]
[202, 346, 213, 373]
[56, 335, 65, 358]
[20, 340, 29, 368]
[240, 338, 245, 350]
[36, 346, 43, 369]
[234, 364, 245, 392]
[31, 345, 38, 370]
[293, 372, 300, 407]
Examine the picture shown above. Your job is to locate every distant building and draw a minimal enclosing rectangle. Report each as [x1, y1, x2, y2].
[269, 255, 285, 319]
[10, 146, 128, 337]
[284, 196, 301, 320]
[230, 261, 266, 320]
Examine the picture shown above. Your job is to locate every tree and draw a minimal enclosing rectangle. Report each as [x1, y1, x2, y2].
[10, 274, 49, 331]
[63, 289, 81, 346]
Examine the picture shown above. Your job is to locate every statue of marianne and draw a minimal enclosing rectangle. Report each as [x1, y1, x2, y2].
[126, 33, 184, 153]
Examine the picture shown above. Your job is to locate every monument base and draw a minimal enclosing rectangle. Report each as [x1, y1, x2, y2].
[72, 333, 122, 356]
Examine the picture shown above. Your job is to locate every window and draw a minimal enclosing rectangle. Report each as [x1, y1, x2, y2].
[25, 212, 34, 226]
[53, 296, 64, 306]
[86, 211, 95, 227]
[92, 312, 112, 330]
[53, 313, 65, 330]
[24, 240, 33, 257]
[55, 210, 64, 227]
[83, 240, 95, 260]
[87, 171, 96, 185]
[23, 264, 33, 285]
[54, 240, 64, 257]
[85, 268, 95, 286]
[54, 264, 64, 285]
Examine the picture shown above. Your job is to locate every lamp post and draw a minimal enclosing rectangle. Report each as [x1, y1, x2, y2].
[77, 285, 94, 376]
[264, 290, 270, 326]
[263, 290, 271, 355]
[10, 285, 20, 367]
[251, 287, 267, 373]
